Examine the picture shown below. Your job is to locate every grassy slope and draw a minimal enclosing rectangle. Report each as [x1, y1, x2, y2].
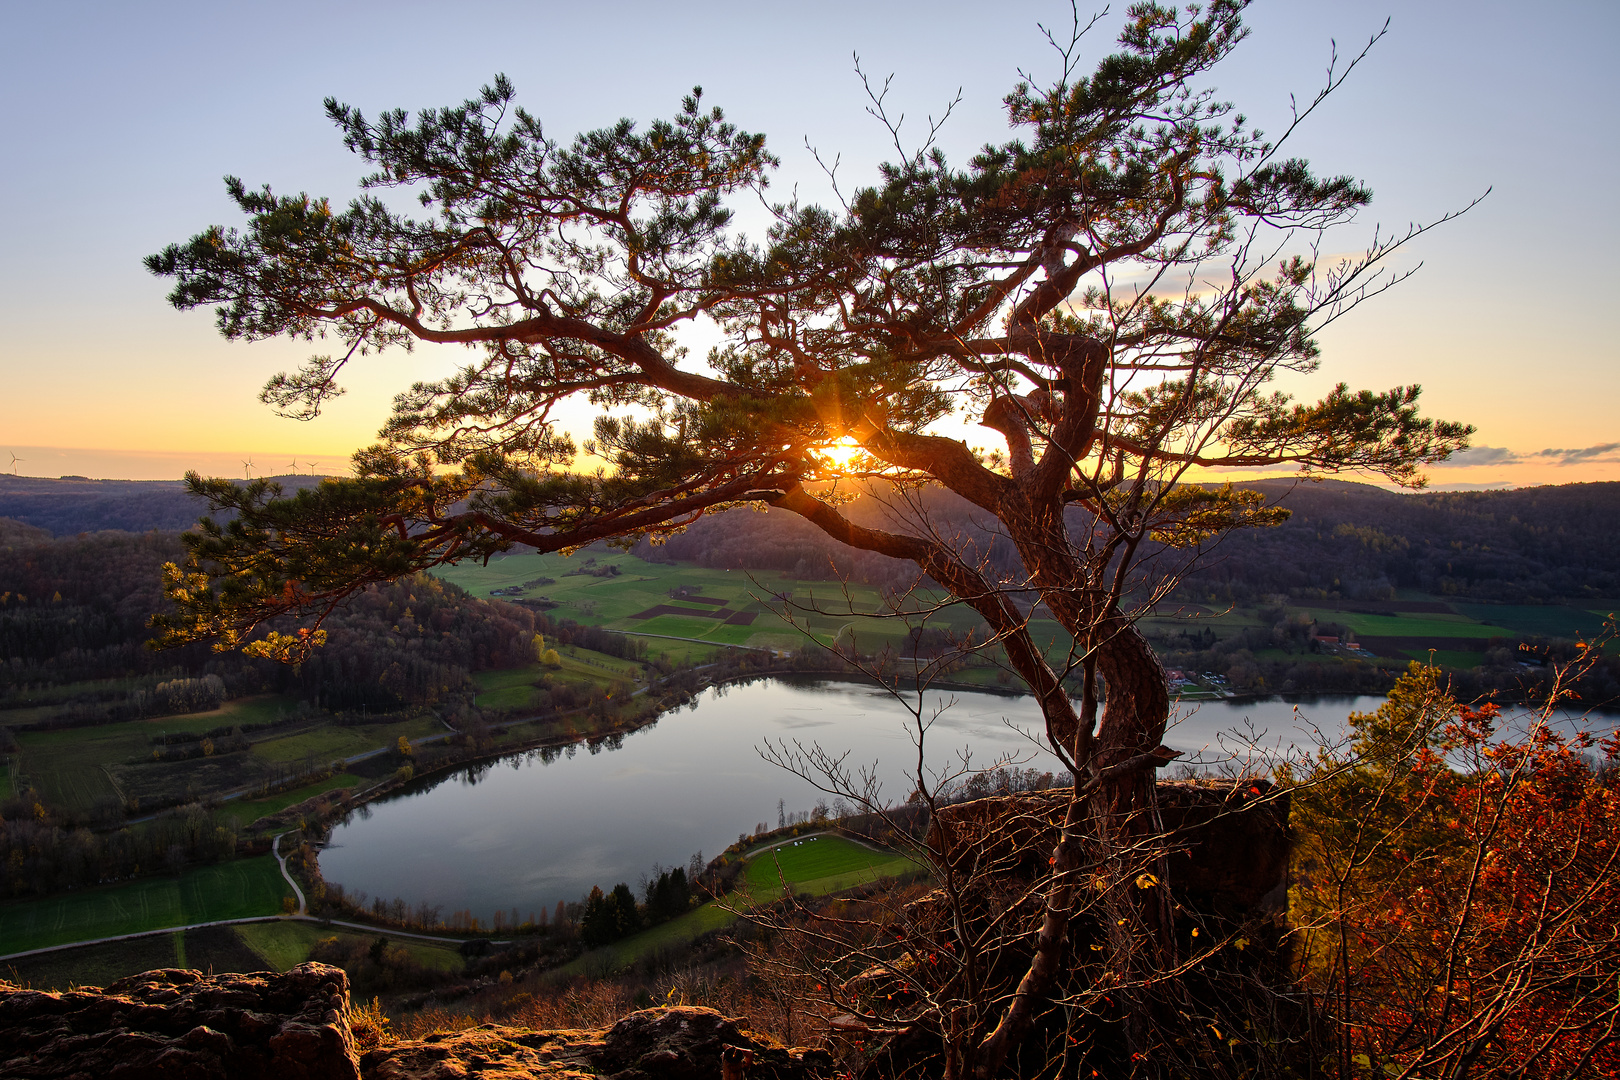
[230, 772, 368, 826]
[1451, 603, 1611, 640]
[236, 919, 464, 973]
[434, 550, 957, 653]
[1297, 609, 1516, 639]
[15, 696, 300, 815]
[250, 716, 443, 765]
[473, 647, 644, 711]
[2, 921, 464, 990]
[555, 835, 921, 976]
[737, 835, 918, 899]
[0, 855, 291, 954]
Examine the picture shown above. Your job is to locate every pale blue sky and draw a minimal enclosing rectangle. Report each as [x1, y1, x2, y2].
[1, 0, 1615, 486]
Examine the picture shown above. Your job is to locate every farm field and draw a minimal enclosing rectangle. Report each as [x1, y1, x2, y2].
[13, 695, 304, 816]
[236, 919, 464, 973]
[1137, 594, 1608, 669]
[740, 834, 921, 901]
[249, 715, 443, 765]
[3, 926, 181, 989]
[1450, 603, 1613, 640]
[230, 772, 369, 826]
[1297, 609, 1515, 640]
[0, 920, 465, 990]
[434, 549, 983, 656]
[441, 550, 1609, 677]
[0, 854, 291, 955]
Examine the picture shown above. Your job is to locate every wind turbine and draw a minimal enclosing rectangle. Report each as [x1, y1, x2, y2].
[7, 452, 21, 476]
[307, 460, 320, 477]
[288, 457, 298, 475]
[242, 458, 254, 480]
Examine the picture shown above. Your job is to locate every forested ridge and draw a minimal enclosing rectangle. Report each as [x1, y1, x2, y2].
[0, 527, 626, 718]
[8, 476, 1617, 607]
[3, 478, 1616, 707]
[1189, 479, 1620, 603]
[631, 479, 1620, 605]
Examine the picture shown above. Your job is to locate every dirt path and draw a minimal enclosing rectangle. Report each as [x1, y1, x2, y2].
[0, 836, 482, 963]
[0, 911, 482, 964]
[274, 832, 306, 915]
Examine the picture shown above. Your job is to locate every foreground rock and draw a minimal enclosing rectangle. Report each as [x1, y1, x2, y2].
[0, 962, 359, 1079]
[0, 965, 832, 1080]
[365, 1006, 834, 1080]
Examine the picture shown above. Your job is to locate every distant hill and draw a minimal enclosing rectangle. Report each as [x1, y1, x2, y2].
[1199, 479, 1620, 604]
[5, 471, 1618, 606]
[0, 474, 326, 536]
[632, 478, 1620, 606]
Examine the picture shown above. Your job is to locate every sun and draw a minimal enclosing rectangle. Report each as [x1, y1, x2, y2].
[816, 436, 864, 472]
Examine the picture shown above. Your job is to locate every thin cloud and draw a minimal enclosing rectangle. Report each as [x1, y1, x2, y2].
[1535, 442, 1620, 465]
[1448, 445, 1520, 467]
[1444, 443, 1620, 468]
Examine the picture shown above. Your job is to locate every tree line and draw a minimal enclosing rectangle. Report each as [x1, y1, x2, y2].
[635, 479, 1620, 608]
[0, 529, 550, 720]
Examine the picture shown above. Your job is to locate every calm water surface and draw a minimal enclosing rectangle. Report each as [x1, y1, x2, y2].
[317, 677, 1611, 921]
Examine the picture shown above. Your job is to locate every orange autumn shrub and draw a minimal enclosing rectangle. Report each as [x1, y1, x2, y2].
[1292, 658, 1620, 1079]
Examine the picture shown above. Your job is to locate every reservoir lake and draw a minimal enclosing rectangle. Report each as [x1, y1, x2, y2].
[317, 676, 1615, 921]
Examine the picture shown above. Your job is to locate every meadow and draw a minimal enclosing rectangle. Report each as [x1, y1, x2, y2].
[738, 834, 921, 901]
[11, 698, 446, 820]
[555, 833, 922, 976]
[0, 854, 291, 954]
[438, 548, 1608, 682]
[227, 772, 369, 824]
[0, 920, 467, 990]
[435, 549, 984, 656]
[12, 695, 298, 815]
[235, 919, 464, 973]
[472, 647, 644, 711]
[2, 925, 262, 990]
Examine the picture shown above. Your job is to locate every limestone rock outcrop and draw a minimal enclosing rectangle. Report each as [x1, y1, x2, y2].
[363, 1006, 834, 1080]
[0, 962, 360, 1080]
[0, 968, 834, 1080]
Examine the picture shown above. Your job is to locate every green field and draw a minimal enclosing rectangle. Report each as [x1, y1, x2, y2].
[555, 833, 922, 976]
[250, 716, 443, 764]
[230, 772, 368, 826]
[739, 835, 921, 901]
[236, 919, 464, 973]
[13, 695, 303, 815]
[1450, 604, 1612, 640]
[433, 549, 978, 655]
[472, 668, 545, 711]
[1298, 608, 1515, 640]
[0, 920, 465, 990]
[0, 855, 292, 955]
[473, 647, 646, 711]
[0, 924, 268, 990]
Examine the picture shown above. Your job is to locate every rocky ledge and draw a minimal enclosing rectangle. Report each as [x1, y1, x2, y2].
[0, 964, 833, 1080]
[0, 963, 360, 1080]
[366, 1007, 833, 1080]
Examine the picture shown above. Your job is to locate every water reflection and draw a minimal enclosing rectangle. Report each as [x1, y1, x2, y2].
[317, 677, 1612, 923]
